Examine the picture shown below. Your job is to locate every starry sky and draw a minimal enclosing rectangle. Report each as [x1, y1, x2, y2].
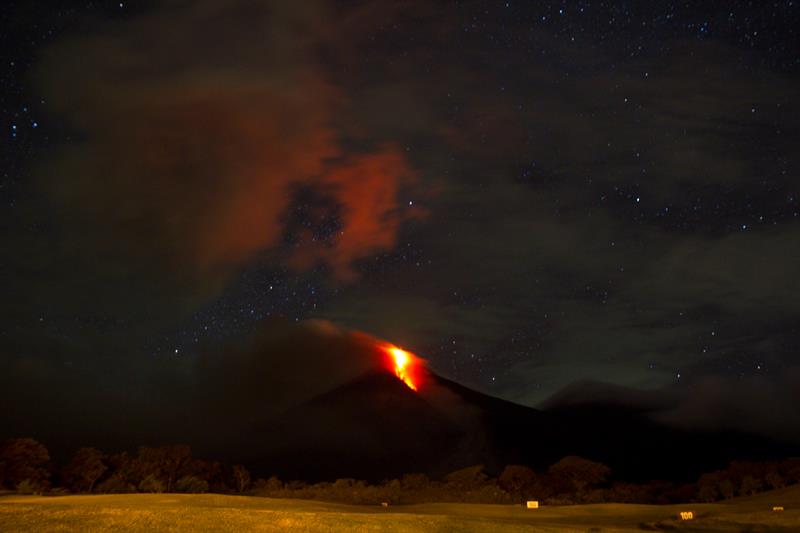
[1, 1, 799, 439]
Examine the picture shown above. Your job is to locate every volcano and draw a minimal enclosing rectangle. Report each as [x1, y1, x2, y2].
[237, 363, 797, 483]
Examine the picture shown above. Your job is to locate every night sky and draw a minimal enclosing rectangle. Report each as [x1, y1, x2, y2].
[2, 1, 799, 442]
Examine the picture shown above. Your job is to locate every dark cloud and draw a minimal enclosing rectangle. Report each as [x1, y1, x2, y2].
[541, 369, 800, 444]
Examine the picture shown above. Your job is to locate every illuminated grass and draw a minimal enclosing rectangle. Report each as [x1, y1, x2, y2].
[0, 486, 798, 532]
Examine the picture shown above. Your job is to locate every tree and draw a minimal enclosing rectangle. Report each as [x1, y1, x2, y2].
[739, 475, 763, 496]
[232, 464, 251, 493]
[697, 472, 722, 502]
[253, 476, 283, 492]
[192, 459, 228, 492]
[175, 475, 209, 493]
[105, 452, 140, 486]
[400, 473, 430, 491]
[62, 448, 107, 493]
[779, 458, 800, 484]
[765, 470, 786, 490]
[162, 445, 193, 493]
[15, 479, 43, 494]
[0, 438, 50, 490]
[609, 482, 646, 503]
[137, 445, 193, 493]
[444, 465, 488, 491]
[139, 473, 165, 493]
[718, 479, 735, 500]
[548, 456, 611, 496]
[498, 465, 537, 502]
[95, 473, 135, 494]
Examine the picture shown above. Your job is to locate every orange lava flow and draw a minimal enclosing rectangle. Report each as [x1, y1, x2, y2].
[384, 345, 419, 391]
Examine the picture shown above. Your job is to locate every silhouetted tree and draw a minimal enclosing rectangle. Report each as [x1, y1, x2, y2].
[175, 475, 209, 493]
[718, 478, 735, 500]
[608, 482, 646, 503]
[62, 447, 107, 493]
[739, 475, 763, 496]
[780, 458, 800, 484]
[444, 465, 488, 491]
[668, 483, 698, 504]
[0, 438, 50, 491]
[194, 459, 227, 492]
[726, 460, 764, 492]
[498, 465, 537, 502]
[400, 473, 430, 491]
[765, 470, 786, 490]
[137, 445, 193, 493]
[286, 480, 307, 490]
[95, 473, 135, 494]
[697, 472, 721, 502]
[257, 476, 283, 491]
[548, 456, 610, 496]
[232, 464, 251, 493]
[139, 473, 166, 493]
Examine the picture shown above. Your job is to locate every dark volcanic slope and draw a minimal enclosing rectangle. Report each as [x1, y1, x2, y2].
[239, 369, 797, 482]
[245, 372, 461, 480]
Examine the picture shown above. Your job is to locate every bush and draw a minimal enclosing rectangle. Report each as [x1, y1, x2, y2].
[175, 475, 209, 493]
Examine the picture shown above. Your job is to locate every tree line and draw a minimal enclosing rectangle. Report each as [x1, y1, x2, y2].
[1, 437, 798, 505]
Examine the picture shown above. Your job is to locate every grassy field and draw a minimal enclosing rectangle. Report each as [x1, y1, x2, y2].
[0, 485, 798, 532]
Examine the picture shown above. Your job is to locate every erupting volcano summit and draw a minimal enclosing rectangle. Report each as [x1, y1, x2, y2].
[382, 344, 423, 391]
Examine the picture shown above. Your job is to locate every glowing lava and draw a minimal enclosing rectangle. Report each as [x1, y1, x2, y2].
[384, 344, 420, 391]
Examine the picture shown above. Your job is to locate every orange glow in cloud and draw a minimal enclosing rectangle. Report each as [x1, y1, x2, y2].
[382, 344, 423, 391]
[36, 1, 427, 287]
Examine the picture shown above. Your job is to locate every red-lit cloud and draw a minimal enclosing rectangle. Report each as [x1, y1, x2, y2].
[287, 147, 424, 280]
[34, 1, 423, 288]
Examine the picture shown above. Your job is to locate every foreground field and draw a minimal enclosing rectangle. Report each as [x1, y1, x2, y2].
[1, 486, 798, 532]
